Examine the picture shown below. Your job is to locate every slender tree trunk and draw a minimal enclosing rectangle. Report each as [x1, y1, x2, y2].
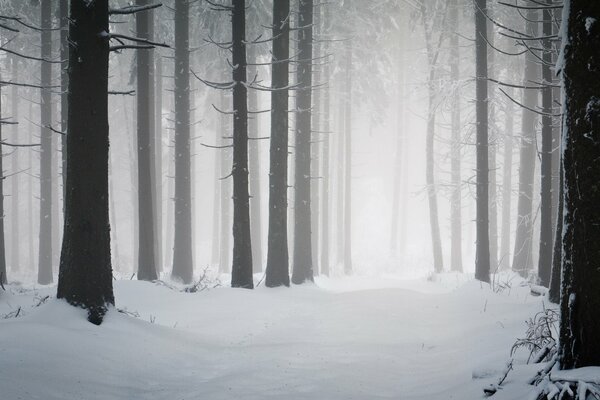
[171, 0, 193, 284]
[109, 150, 120, 271]
[0, 65, 6, 285]
[311, 8, 321, 275]
[487, 15, 498, 273]
[28, 101, 34, 270]
[57, 0, 114, 325]
[343, 40, 352, 275]
[558, 0, 600, 368]
[474, 0, 490, 283]
[537, 4, 554, 287]
[292, 0, 314, 284]
[319, 5, 331, 276]
[10, 56, 19, 273]
[265, 0, 291, 287]
[512, 10, 539, 277]
[38, 0, 53, 285]
[336, 87, 344, 267]
[60, 0, 68, 200]
[500, 88, 514, 270]
[211, 108, 221, 266]
[230, 0, 253, 289]
[155, 54, 163, 273]
[449, 0, 462, 272]
[248, 63, 263, 273]
[136, 0, 157, 281]
[219, 90, 232, 274]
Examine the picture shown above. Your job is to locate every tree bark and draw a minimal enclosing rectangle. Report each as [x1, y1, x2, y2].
[512, 10, 539, 277]
[38, 0, 53, 285]
[500, 87, 514, 270]
[219, 90, 232, 274]
[10, 56, 19, 274]
[537, 3, 554, 287]
[343, 40, 352, 275]
[230, 0, 254, 289]
[319, 8, 331, 276]
[171, 0, 193, 284]
[57, 0, 114, 325]
[0, 65, 6, 285]
[549, 160, 562, 304]
[449, 0, 463, 272]
[474, 0, 490, 283]
[136, 0, 157, 281]
[558, 0, 600, 368]
[291, 0, 314, 284]
[248, 62, 263, 274]
[265, 0, 291, 287]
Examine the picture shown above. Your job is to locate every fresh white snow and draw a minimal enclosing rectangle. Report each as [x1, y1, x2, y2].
[0, 273, 547, 400]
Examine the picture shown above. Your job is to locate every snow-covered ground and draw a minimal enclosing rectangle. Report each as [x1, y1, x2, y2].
[0, 273, 547, 400]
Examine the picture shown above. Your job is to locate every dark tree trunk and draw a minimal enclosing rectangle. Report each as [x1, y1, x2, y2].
[265, 0, 291, 288]
[136, 0, 157, 281]
[57, 0, 114, 325]
[474, 0, 490, 283]
[537, 4, 554, 287]
[38, 0, 53, 285]
[211, 111, 221, 266]
[171, 0, 193, 284]
[500, 87, 514, 270]
[487, 14, 498, 273]
[230, 0, 253, 289]
[449, 0, 462, 272]
[549, 160, 563, 304]
[291, 0, 314, 284]
[512, 10, 539, 277]
[60, 0, 68, 204]
[558, 0, 600, 368]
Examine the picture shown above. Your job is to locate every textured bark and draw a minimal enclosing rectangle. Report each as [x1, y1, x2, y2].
[38, 0, 53, 285]
[155, 54, 163, 271]
[537, 4, 554, 287]
[474, 0, 490, 283]
[171, 0, 193, 284]
[336, 88, 344, 266]
[230, 0, 254, 289]
[549, 160, 562, 304]
[291, 0, 314, 284]
[57, 0, 114, 325]
[558, 0, 600, 368]
[449, 0, 462, 272]
[265, 0, 291, 288]
[512, 11, 539, 277]
[211, 110, 221, 266]
[487, 16, 498, 273]
[136, 0, 157, 281]
[60, 0, 68, 203]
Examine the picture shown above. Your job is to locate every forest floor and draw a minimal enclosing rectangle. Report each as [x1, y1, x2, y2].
[0, 271, 547, 399]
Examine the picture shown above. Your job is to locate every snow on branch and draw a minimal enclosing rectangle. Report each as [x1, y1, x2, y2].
[109, 3, 162, 15]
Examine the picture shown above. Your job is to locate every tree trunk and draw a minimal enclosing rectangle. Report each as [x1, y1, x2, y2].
[171, 0, 193, 284]
[57, 0, 114, 325]
[0, 66, 6, 285]
[319, 4, 331, 276]
[549, 160, 562, 304]
[248, 64, 263, 274]
[230, 0, 253, 289]
[537, 4, 554, 287]
[219, 90, 232, 274]
[449, 0, 462, 272]
[38, 0, 53, 285]
[60, 0, 68, 201]
[343, 41, 352, 275]
[512, 10, 539, 277]
[136, 0, 157, 281]
[291, 0, 314, 284]
[155, 54, 163, 273]
[500, 87, 514, 270]
[336, 85, 344, 267]
[10, 56, 19, 274]
[558, 0, 600, 368]
[474, 0, 490, 283]
[211, 111, 221, 266]
[265, 0, 291, 287]
[487, 16, 498, 274]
